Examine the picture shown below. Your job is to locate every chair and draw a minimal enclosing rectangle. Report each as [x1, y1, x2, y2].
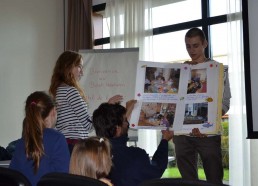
[0, 167, 31, 186]
[139, 178, 229, 186]
[37, 172, 108, 186]
[0, 160, 11, 168]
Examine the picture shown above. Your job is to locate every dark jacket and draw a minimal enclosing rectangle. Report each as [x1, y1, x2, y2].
[9, 128, 70, 186]
[108, 135, 168, 186]
[0, 146, 12, 160]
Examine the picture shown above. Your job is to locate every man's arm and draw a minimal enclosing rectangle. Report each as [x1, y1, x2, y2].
[222, 66, 231, 115]
[151, 130, 173, 168]
[126, 100, 137, 120]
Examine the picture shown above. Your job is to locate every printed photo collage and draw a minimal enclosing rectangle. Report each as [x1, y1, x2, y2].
[129, 61, 224, 134]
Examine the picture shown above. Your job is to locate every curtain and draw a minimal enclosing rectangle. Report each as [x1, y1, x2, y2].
[66, 0, 93, 51]
[105, 0, 157, 155]
[105, 0, 153, 61]
[227, 0, 250, 185]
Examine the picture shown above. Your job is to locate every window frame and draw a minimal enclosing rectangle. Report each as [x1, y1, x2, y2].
[92, 0, 253, 139]
[93, 0, 227, 58]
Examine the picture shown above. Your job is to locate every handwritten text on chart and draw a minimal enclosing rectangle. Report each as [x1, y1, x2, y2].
[87, 94, 111, 101]
[87, 68, 127, 89]
[87, 94, 128, 102]
[89, 81, 126, 88]
[89, 68, 119, 74]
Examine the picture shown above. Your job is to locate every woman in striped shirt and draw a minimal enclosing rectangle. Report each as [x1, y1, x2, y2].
[49, 51, 122, 153]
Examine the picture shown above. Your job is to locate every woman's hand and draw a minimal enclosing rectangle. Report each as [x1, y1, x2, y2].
[108, 95, 123, 104]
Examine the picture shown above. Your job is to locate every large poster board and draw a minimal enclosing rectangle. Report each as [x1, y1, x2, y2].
[79, 48, 139, 115]
[129, 60, 224, 135]
[79, 48, 139, 138]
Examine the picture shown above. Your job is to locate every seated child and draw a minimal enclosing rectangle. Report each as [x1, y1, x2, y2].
[69, 137, 113, 186]
[9, 91, 70, 186]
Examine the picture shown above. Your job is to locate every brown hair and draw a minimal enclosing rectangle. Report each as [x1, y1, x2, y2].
[185, 27, 207, 43]
[69, 137, 112, 179]
[49, 51, 87, 101]
[23, 91, 55, 173]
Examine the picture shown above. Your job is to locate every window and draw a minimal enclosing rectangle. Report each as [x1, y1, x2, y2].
[93, 1, 228, 62]
[92, 1, 243, 184]
[152, 30, 189, 62]
[210, 0, 228, 17]
[152, 0, 201, 28]
[210, 23, 228, 64]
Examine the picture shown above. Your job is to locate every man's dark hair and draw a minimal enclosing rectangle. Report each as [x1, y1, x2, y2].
[185, 27, 206, 43]
[93, 103, 126, 138]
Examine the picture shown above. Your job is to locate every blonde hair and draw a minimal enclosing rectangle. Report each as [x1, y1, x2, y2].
[69, 137, 112, 179]
[49, 50, 87, 101]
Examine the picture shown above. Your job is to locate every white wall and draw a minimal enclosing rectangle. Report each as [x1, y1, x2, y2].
[0, 0, 64, 147]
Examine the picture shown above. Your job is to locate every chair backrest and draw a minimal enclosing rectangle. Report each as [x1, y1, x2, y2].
[37, 172, 108, 186]
[0, 167, 32, 186]
[139, 178, 229, 186]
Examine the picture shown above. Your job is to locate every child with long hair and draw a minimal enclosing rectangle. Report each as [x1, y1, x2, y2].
[49, 51, 122, 153]
[69, 137, 113, 186]
[9, 91, 70, 186]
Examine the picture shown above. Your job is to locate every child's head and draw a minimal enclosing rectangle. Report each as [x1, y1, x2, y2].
[93, 103, 127, 138]
[69, 137, 112, 179]
[23, 91, 56, 173]
[24, 91, 56, 129]
[52, 50, 82, 83]
[49, 51, 86, 100]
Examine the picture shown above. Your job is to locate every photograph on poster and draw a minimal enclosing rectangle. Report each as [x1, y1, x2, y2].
[187, 69, 207, 94]
[130, 60, 224, 134]
[183, 102, 208, 125]
[144, 67, 180, 94]
[138, 102, 176, 128]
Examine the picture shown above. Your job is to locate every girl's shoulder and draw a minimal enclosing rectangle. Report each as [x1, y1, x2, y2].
[43, 128, 65, 139]
[57, 85, 79, 95]
[58, 84, 75, 90]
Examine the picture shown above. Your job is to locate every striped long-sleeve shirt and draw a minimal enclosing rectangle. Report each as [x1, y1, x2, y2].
[55, 85, 93, 139]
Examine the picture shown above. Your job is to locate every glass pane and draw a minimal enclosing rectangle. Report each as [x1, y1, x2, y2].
[92, 13, 103, 40]
[210, 23, 228, 65]
[152, 0, 201, 28]
[213, 56, 228, 65]
[103, 43, 110, 49]
[210, 0, 227, 17]
[103, 17, 110, 38]
[153, 29, 190, 62]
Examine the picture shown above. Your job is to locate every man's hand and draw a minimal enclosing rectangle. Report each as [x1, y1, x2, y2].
[108, 95, 123, 104]
[189, 128, 207, 137]
[126, 100, 137, 120]
[161, 129, 174, 141]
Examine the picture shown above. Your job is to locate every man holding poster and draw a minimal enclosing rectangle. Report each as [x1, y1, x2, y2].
[173, 28, 231, 184]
